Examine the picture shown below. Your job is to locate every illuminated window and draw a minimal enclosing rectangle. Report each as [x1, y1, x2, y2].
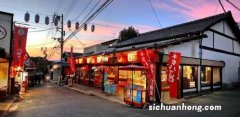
[201, 67, 212, 87]
[183, 66, 197, 89]
[213, 68, 221, 86]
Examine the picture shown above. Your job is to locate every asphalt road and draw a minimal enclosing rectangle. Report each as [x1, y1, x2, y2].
[7, 82, 240, 117]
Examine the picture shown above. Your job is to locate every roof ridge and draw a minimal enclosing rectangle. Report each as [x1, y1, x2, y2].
[139, 11, 231, 36]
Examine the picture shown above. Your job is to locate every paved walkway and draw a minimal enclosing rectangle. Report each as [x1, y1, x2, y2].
[63, 82, 185, 106]
[0, 99, 13, 117]
[0, 95, 20, 117]
[63, 83, 126, 105]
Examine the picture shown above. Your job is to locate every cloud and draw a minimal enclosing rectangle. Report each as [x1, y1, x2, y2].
[154, 0, 240, 22]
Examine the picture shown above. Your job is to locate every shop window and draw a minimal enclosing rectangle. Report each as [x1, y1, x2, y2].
[201, 67, 212, 87]
[161, 66, 169, 90]
[93, 67, 103, 88]
[119, 68, 147, 107]
[161, 66, 170, 101]
[213, 67, 221, 86]
[183, 66, 197, 89]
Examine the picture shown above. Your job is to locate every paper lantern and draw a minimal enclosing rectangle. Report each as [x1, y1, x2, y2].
[24, 12, 30, 22]
[75, 22, 79, 30]
[67, 20, 71, 28]
[35, 14, 40, 23]
[45, 16, 49, 25]
[91, 24, 95, 32]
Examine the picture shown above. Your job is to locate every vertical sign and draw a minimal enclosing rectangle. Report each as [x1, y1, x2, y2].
[167, 52, 181, 98]
[0, 12, 13, 87]
[68, 46, 75, 74]
[12, 26, 28, 68]
[137, 49, 156, 98]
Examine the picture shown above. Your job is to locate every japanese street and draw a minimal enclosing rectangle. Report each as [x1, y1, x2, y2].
[7, 82, 240, 117]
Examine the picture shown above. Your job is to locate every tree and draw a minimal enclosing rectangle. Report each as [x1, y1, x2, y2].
[118, 26, 139, 42]
[30, 57, 49, 75]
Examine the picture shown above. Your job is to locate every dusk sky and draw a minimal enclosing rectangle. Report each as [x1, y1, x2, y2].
[0, 0, 240, 60]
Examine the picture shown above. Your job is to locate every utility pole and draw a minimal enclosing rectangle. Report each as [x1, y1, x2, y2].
[52, 14, 64, 85]
[60, 14, 64, 85]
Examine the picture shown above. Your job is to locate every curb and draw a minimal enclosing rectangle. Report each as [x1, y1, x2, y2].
[63, 85, 127, 106]
[63, 85, 91, 95]
[1, 98, 15, 117]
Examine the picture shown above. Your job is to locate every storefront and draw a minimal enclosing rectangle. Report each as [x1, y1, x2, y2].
[73, 12, 240, 107]
[0, 11, 13, 97]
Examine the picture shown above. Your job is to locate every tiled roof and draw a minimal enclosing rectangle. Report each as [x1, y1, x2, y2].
[63, 52, 83, 58]
[115, 11, 239, 48]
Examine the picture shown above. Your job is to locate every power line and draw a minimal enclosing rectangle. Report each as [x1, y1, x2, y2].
[79, 0, 102, 25]
[72, 0, 93, 21]
[0, 4, 53, 16]
[215, 1, 219, 14]
[50, 0, 113, 56]
[27, 41, 56, 47]
[28, 28, 54, 32]
[148, 0, 162, 28]
[226, 0, 240, 11]
[63, 0, 78, 20]
[219, 0, 226, 13]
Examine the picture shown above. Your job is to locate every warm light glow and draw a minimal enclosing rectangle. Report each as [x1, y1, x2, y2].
[103, 56, 108, 62]
[118, 57, 122, 63]
[53, 65, 58, 69]
[75, 59, 79, 64]
[97, 56, 103, 63]
[128, 51, 137, 62]
[15, 66, 22, 72]
[87, 57, 91, 63]
[79, 58, 83, 64]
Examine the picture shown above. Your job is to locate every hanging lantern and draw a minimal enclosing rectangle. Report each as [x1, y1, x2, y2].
[24, 12, 30, 22]
[35, 14, 40, 23]
[91, 24, 95, 32]
[75, 22, 80, 30]
[45, 16, 49, 25]
[67, 20, 71, 28]
[84, 23, 87, 31]
[54, 17, 58, 26]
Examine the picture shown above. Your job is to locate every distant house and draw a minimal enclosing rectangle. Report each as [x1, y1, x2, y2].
[83, 39, 118, 54]
[49, 52, 83, 82]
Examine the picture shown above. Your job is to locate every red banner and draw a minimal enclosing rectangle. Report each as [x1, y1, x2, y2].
[12, 26, 28, 71]
[137, 49, 156, 97]
[68, 46, 75, 74]
[167, 52, 181, 98]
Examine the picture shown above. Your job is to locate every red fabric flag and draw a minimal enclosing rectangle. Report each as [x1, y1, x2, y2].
[68, 46, 75, 74]
[137, 49, 156, 97]
[167, 52, 181, 98]
[10, 26, 28, 77]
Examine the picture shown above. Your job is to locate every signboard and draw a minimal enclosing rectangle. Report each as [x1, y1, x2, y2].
[0, 63, 9, 87]
[167, 52, 181, 98]
[12, 26, 28, 68]
[0, 12, 13, 55]
[137, 49, 156, 98]
[68, 77, 73, 87]
[68, 46, 75, 74]
[0, 11, 13, 88]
